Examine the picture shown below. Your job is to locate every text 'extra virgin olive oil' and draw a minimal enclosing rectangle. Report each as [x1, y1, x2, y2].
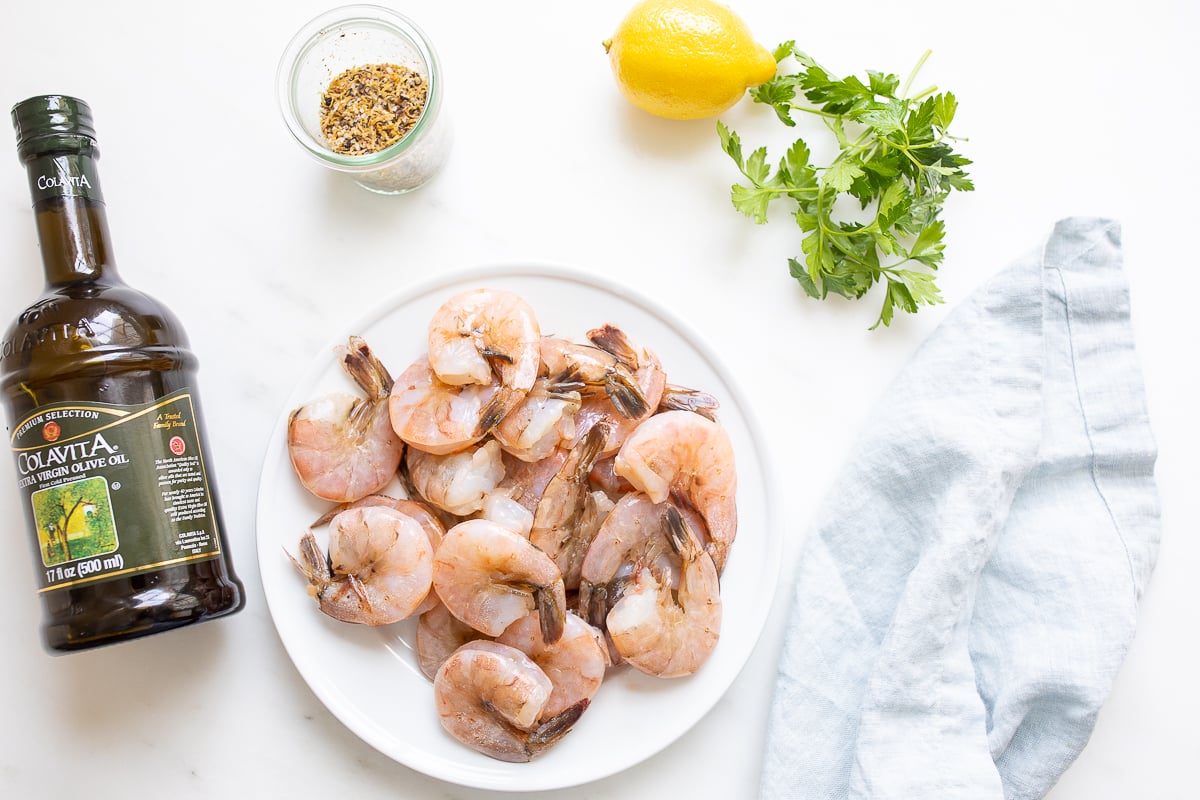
[3, 95, 245, 653]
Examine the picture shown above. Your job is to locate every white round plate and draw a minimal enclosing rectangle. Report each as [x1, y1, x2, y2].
[256, 263, 780, 792]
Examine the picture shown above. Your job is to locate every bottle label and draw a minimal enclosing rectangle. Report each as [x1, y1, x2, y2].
[9, 389, 224, 592]
[27, 153, 104, 204]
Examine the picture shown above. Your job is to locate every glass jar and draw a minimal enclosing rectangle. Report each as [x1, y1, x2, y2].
[277, 4, 451, 194]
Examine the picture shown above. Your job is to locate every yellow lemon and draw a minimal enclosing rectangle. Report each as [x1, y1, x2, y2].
[604, 0, 777, 120]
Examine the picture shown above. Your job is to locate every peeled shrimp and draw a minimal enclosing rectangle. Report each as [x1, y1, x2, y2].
[389, 354, 518, 455]
[289, 505, 434, 625]
[288, 337, 403, 503]
[540, 335, 648, 419]
[416, 601, 487, 681]
[614, 409, 737, 573]
[312, 495, 445, 551]
[493, 377, 581, 463]
[578, 492, 678, 634]
[432, 518, 567, 643]
[311, 494, 445, 615]
[434, 641, 588, 762]
[588, 455, 632, 498]
[495, 448, 567, 516]
[570, 326, 666, 457]
[479, 489, 535, 538]
[406, 439, 506, 516]
[606, 506, 721, 678]
[530, 424, 610, 590]
[497, 611, 609, 718]
[427, 288, 541, 390]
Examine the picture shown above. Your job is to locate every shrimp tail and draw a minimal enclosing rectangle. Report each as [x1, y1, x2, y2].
[287, 530, 332, 596]
[343, 335, 395, 398]
[604, 369, 649, 419]
[658, 384, 721, 421]
[533, 422, 610, 530]
[533, 585, 565, 644]
[586, 324, 639, 369]
[578, 580, 598, 628]
[574, 423, 609, 475]
[476, 386, 520, 437]
[579, 580, 611, 632]
[662, 505, 701, 562]
[480, 346, 515, 367]
[346, 572, 374, 612]
[546, 366, 587, 395]
[544, 376, 585, 400]
[525, 698, 590, 758]
[668, 488, 732, 575]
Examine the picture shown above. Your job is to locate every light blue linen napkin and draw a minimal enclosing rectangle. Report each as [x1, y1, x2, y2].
[760, 217, 1160, 799]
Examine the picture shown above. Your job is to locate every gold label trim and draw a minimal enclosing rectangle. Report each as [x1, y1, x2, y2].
[11, 395, 189, 450]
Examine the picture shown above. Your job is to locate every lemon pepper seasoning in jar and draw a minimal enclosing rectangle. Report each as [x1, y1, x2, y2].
[277, 5, 452, 194]
[320, 62, 430, 155]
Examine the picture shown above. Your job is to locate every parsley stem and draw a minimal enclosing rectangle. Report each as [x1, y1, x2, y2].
[753, 184, 817, 197]
[909, 84, 938, 103]
[789, 105, 842, 120]
[821, 221, 880, 273]
[900, 50, 932, 99]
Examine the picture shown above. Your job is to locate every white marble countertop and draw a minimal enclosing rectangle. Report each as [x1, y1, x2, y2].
[1, 1, 1195, 797]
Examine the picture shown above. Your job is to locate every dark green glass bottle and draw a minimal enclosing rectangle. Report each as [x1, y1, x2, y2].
[3, 95, 244, 652]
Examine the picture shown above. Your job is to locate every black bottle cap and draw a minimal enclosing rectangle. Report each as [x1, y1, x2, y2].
[11, 94, 98, 162]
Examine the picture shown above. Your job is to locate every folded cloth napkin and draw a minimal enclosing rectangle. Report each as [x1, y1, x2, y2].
[760, 217, 1161, 800]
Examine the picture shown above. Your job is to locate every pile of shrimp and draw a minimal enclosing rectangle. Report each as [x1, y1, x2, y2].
[285, 287, 737, 763]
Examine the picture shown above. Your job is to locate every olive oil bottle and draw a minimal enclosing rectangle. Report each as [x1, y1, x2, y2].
[3, 95, 244, 652]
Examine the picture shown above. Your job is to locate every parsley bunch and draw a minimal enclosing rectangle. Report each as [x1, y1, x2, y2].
[719, 44, 973, 328]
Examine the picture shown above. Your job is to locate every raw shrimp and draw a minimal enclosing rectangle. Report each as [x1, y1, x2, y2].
[588, 455, 633, 498]
[570, 327, 666, 457]
[311, 494, 446, 615]
[434, 641, 588, 762]
[578, 357, 667, 455]
[289, 505, 434, 625]
[540, 335, 648, 419]
[577, 492, 678, 634]
[497, 611, 609, 718]
[312, 495, 445, 551]
[495, 448, 567, 515]
[606, 506, 721, 678]
[530, 424, 610, 589]
[406, 439, 506, 516]
[614, 409, 737, 573]
[479, 489, 535, 537]
[433, 519, 567, 643]
[416, 601, 487, 681]
[389, 354, 519, 455]
[288, 336, 403, 503]
[427, 288, 541, 390]
[493, 377, 581, 462]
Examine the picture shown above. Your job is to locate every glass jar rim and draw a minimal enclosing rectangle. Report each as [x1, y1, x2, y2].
[276, 3, 441, 171]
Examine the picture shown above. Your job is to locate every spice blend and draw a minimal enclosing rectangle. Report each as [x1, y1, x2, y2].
[320, 63, 429, 155]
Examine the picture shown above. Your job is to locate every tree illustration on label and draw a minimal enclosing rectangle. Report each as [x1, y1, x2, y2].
[31, 476, 119, 566]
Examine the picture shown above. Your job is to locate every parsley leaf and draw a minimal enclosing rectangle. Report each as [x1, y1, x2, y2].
[721, 47, 973, 327]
